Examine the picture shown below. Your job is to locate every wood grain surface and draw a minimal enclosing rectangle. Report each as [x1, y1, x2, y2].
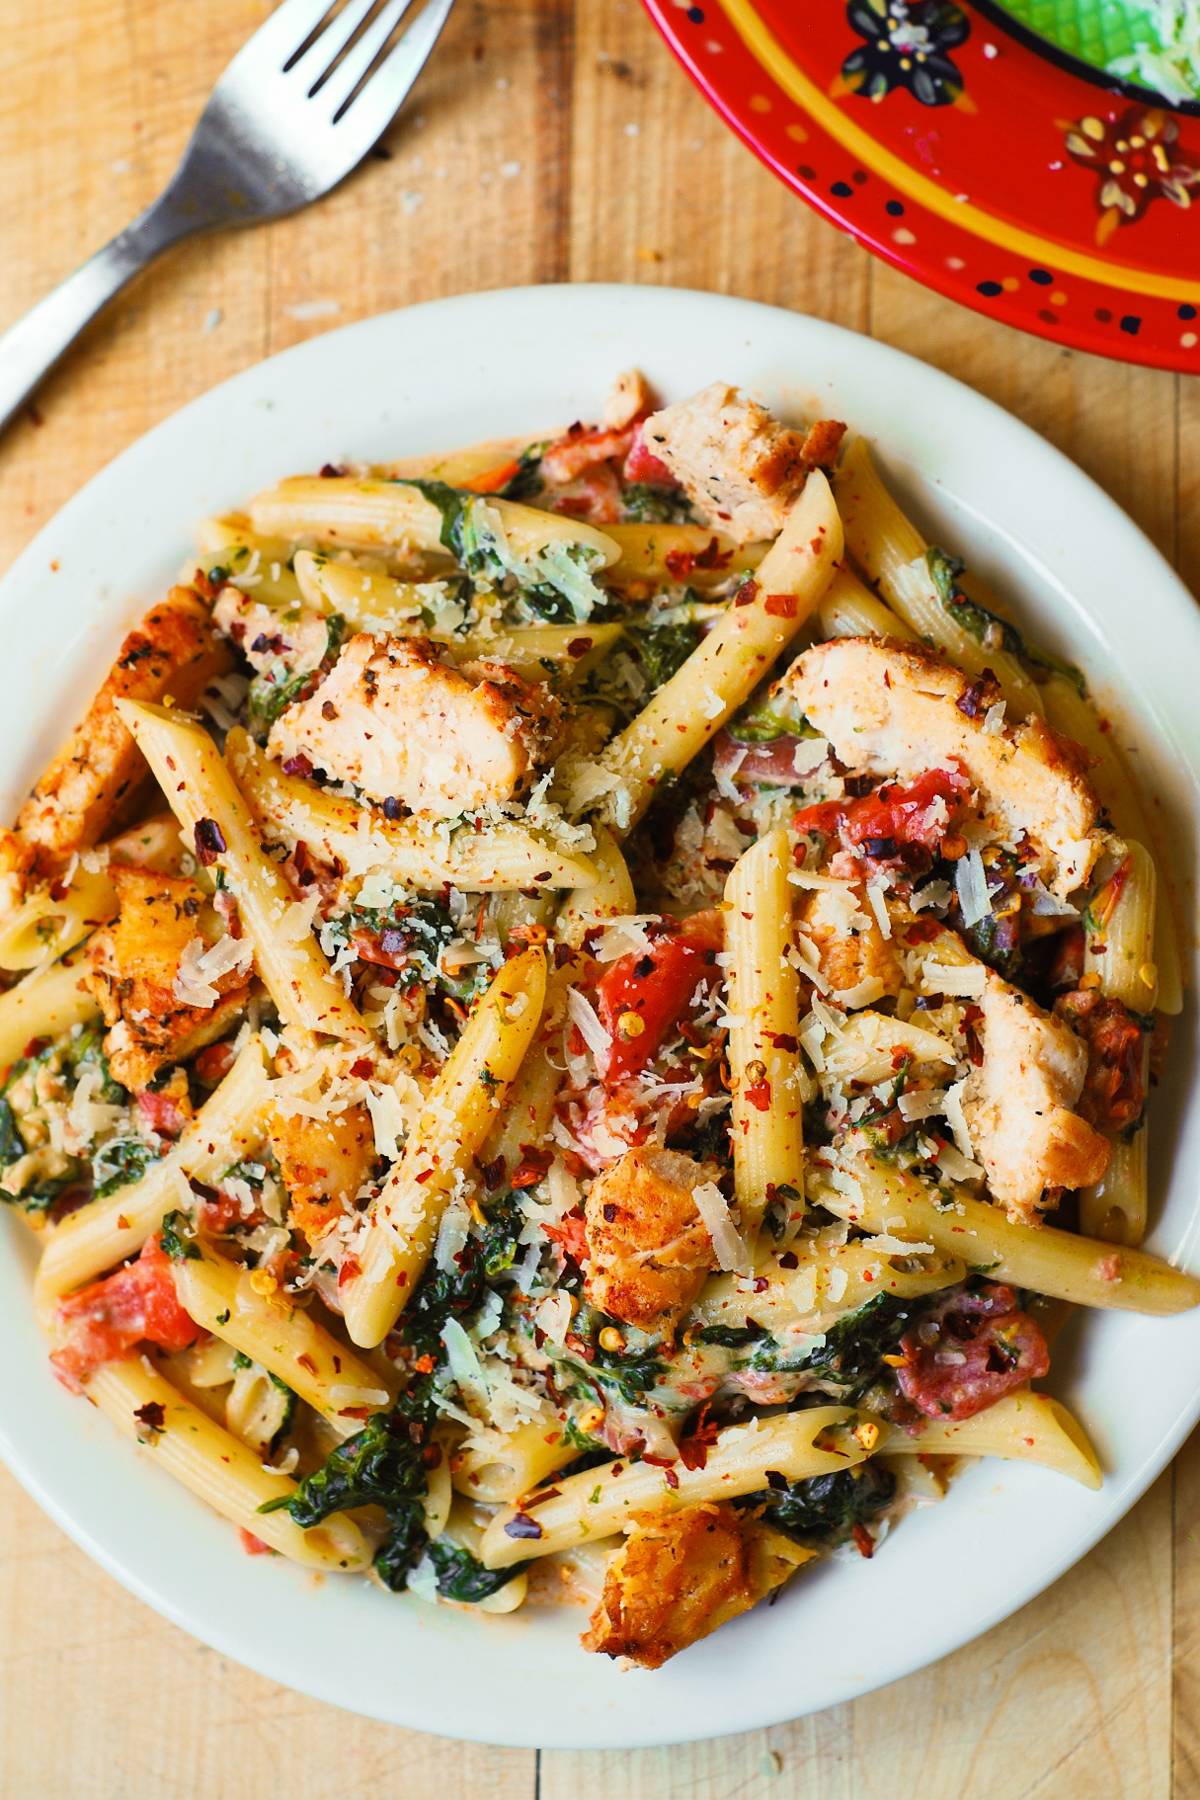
[0, 1, 1196, 1794]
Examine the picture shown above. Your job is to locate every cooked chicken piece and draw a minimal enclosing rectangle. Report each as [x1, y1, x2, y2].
[639, 383, 843, 544]
[86, 865, 252, 1091]
[963, 967, 1111, 1223]
[213, 585, 330, 678]
[268, 634, 562, 816]
[603, 368, 656, 432]
[796, 882, 903, 1000]
[583, 1503, 811, 1669]
[267, 1101, 375, 1242]
[582, 1146, 721, 1333]
[15, 587, 231, 875]
[783, 638, 1105, 896]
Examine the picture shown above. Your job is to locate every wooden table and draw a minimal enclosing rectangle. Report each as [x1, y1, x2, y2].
[0, 1, 1196, 1793]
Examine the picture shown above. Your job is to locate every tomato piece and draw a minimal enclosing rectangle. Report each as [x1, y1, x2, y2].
[135, 1088, 188, 1140]
[623, 424, 677, 488]
[542, 422, 636, 485]
[594, 912, 723, 1086]
[51, 1236, 202, 1388]
[795, 766, 969, 856]
[1055, 989, 1148, 1133]
[462, 457, 523, 495]
[543, 1212, 589, 1264]
[896, 1283, 1049, 1423]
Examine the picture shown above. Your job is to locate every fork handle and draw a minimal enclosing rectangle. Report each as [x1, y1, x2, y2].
[0, 198, 200, 436]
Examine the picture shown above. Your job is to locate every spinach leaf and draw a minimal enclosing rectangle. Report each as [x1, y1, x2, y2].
[780, 1291, 915, 1397]
[0, 1099, 22, 1168]
[746, 1459, 895, 1548]
[620, 484, 695, 525]
[927, 547, 1086, 694]
[694, 1323, 767, 1350]
[497, 445, 547, 504]
[428, 1540, 523, 1604]
[629, 621, 700, 692]
[264, 1410, 427, 1529]
[160, 1208, 200, 1262]
[92, 1136, 161, 1200]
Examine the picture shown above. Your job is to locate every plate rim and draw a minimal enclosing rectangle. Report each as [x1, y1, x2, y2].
[0, 281, 1198, 1747]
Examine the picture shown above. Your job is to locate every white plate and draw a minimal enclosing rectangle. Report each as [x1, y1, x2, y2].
[1, 285, 1197, 1748]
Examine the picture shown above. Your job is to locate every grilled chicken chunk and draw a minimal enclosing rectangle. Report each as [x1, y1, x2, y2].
[14, 587, 231, 879]
[269, 634, 561, 816]
[963, 967, 1111, 1222]
[783, 637, 1105, 896]
[639, 383, 843, 545]
[582, 1146, 720, 1334]
[583, 1503, 811, 1668]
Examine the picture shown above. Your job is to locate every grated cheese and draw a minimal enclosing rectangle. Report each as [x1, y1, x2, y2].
[955, 848, 991, 929]
[692, 1180, 753, 1274]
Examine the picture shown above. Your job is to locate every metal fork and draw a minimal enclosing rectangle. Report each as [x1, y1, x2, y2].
[0, 0, 455, 436]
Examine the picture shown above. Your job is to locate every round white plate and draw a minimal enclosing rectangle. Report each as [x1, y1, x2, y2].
[0, 286, 1197, 1748]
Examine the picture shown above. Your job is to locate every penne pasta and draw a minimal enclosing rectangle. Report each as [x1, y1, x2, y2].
[833, 437, 1043, 719]
[690, 1243, 966, 1338]
[601, 522, 765, 588]
[816, 564, 920, 644]
[249, 476, 621, 569]
[117, 701, 364, 1040]
[0, 949, 100, 1075]
[1043, 675, 1183, 1014]
[811, 1155, 1200, 1315]
[594, 471, 843, 832]
[881, 1391, 1102, 1489]
[724, 829, 804, 1240]
[172, 1248, 393, 1431]
[226, 727, 598, 893]
[85, 1358, 370, 1569]
[480, 1406, 861, 1568]
[341, 947, 548, 1348]
[556, 824, 636, 948]
[451, 1408, 577, 1505]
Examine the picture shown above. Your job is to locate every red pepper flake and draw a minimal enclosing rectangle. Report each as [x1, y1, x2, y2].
[504, 1511, 543, 1540]
[734, 579, 760, 607]
[296, 1353, 318, 1376]
[763, 592, 798, 618]
[768, 1032, 799, 1052]
[511, 1146, 552, 1190]
[116, 1214, 131, 1232]
[281, 752, 313, 778]
[350, 1057, 373, 1079]
[413, 1353, 437, 1374]
[523, 1486, 562, 1509]
[566, 637, 593, 658]
[744, 1079, 772, 1112]
[338, 1404, 374, 1419]
[480, 1156, 506, 1191]
[752, 1276, 770, 1293]
[193, 818, 227, 865]
[778, 1250, 799, 1271]
[414, 1168, 434, 1185]
[133, 1400, 166, 1435]
[851, 1522, 876, 1559]
[338, 1255, 361, 1287]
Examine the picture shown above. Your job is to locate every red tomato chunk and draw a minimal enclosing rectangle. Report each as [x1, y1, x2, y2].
[795, 766, 969, 857]
[897, 1282, 1049, 1423]
[51, 1236, 202, 1388]
[594, 912, 723, 1086]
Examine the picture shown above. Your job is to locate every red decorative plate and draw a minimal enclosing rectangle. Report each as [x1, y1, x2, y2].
[642, 0, 1200, 370]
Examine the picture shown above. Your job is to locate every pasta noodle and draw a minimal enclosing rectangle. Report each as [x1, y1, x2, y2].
[881, 1392, 1102, 1489]
[480, 1407, 862, 1568]
[724, 828, 804, 1240]
[341, 946, 548, 1348]
[0, 949, 99, 1075]
[811, 1155, 1200, 1314]
[595, 471, 843, 831]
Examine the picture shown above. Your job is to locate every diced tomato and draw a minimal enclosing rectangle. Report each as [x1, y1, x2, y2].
[1055, 989, 1148, 1133]
[712, 730, 822, 791]
[896, 1282, 1049, 1423]
[594, 911, 723, 1086]
[542, 421, 636, 485]
[51, 1236, 202, 1388]
[239, 1528, 274, 1556]
[135, 1088, 188, 1140]
[551, 461, 623, 525]
[543, 1211, 589, 1264]
[462, 457, 523, 495]
[794, 766, 970, 858]
[622, 423, 676, 488]
[193, 1040, 237, 1086]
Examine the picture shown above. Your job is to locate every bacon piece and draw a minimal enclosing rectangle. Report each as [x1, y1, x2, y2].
[897, 1282, 1049, 1423]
